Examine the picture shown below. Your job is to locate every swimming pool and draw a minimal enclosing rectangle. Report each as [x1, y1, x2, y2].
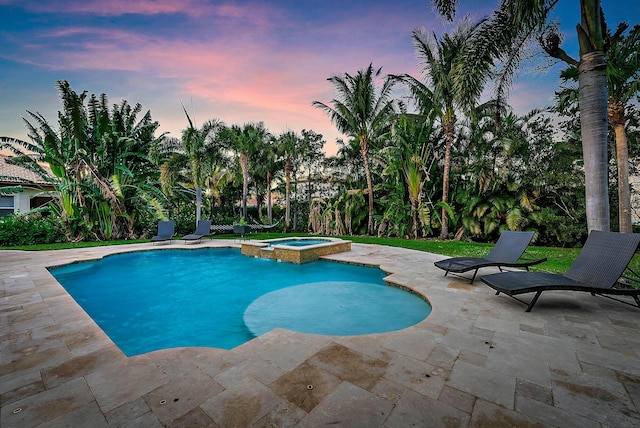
[49, 248, 431, 357]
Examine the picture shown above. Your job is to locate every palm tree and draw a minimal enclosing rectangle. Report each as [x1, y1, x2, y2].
[313, 64, 396, 235]
[605, 24, 639, 232]
[249, 137, 280, 220]
[554, 23, 639, 232]
[396, 20, 479, 239]
[262, 137, 282, 224]
[223, 122, 269, 221]
[300, 129, 327, 204]
[430, 0, 611, 233]
[276, 130, 301, 230]
[161, 109, 224, 225]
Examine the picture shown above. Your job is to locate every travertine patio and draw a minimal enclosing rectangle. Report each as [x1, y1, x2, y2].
[1, 240, 639, 427]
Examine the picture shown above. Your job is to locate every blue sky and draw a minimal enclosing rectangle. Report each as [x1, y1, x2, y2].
[0, 0, 636, 155]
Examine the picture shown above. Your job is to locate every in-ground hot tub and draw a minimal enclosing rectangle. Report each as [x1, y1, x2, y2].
[241, 237, 351, 263]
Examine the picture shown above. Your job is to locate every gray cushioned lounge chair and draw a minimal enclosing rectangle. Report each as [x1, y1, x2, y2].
[182, 220, 212, 243]
[434, 231, 546, 283]
[151, 221, 175, 245]
[480, 230, 640, 312]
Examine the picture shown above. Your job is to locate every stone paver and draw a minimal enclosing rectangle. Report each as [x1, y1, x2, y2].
[299, 382, 393, 427]
[384, 388, 470, 427]
[1, 240, 640, 427]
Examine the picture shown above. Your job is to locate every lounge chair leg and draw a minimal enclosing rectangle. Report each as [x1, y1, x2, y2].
[526, 291, 543, 312]
[469, 270, 478, 284]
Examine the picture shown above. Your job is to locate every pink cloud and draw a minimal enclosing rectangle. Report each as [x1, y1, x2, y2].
[0, 2, 446, 156]
[9, 0, 212, 17]
[6, 0, 284, 26]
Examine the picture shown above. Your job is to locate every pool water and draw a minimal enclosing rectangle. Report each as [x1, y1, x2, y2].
[268, 239, 330, 247]
[49, 248, 431, 357]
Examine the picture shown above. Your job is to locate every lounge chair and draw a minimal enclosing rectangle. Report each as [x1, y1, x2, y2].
[182, 220, 212, 243]
[151, 221, 175, 245]
[233, 224, 252, 241]
[480, 230, 640, 312]
[434, 231, 546, 283]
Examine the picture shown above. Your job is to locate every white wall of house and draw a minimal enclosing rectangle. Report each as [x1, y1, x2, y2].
[0, 188, 42, 217]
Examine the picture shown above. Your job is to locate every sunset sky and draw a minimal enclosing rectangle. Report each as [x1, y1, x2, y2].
[0, 0, 635, 156]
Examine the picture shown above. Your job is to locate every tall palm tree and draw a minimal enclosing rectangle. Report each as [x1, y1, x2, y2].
[264, 146, 282, 224]
[605, 24, 639, 232]
[223, 122, 269, 221]
[313, 64, 396, 235]
[430, 0, 611, 233]
[300, 129, 327, 204]
[276, 130, 301, 230]
[557, 24, 640, 232]
[397, 20, 479, 239]
[161, 109, 224, 225]
[249, 137, 279, 220]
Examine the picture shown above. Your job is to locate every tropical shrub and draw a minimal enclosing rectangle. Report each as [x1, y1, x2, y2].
[0, 213, 65, 246]
[0, 81, 166, 242]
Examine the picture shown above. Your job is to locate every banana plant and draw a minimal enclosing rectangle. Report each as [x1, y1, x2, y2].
[377, 114, 438, 238]
[1, 80, 165, 241]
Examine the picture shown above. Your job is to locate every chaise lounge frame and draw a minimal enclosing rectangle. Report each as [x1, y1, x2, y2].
[182, 220, 212, 243]
[480, 230, 640, 312]
[434, 231, 547, 283]
[151, 221, 176, 245]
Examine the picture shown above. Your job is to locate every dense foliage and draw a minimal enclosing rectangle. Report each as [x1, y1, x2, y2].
[1, 81, 166, 241]
[0, 213, 64, 246]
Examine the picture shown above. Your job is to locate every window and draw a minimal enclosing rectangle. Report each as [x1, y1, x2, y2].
[0, 195, 15, 218]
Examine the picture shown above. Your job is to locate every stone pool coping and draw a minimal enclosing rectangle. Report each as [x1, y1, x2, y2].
[1, 239, 640, 426]
[241, 237, 351, 263]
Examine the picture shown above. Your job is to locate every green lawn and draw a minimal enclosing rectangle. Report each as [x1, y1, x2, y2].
[3, 233, 638, 276]
[240, 233, 583, 274]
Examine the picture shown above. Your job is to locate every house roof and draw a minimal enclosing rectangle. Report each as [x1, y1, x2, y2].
[0, 154, 53, 186]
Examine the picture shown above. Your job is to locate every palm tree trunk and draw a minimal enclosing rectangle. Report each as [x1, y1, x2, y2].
[257, 195, 264, 219]
[195, 187, 202, 223]
[267, 171, 273, 224]
[285, 159, 291, 230]
[440, 119, 454, 239]
[610, 101, 632, 232]
[240, 152, 249, 220]
[615, 123, 632, 232]
[361, 141, 375, 236]
[410, 198, 419, 239]
[579, 51, 610, 232]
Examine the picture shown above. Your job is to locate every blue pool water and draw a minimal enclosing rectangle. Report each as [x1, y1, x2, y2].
[49, 248, 431, 357]
[268, 239, 330, 247]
